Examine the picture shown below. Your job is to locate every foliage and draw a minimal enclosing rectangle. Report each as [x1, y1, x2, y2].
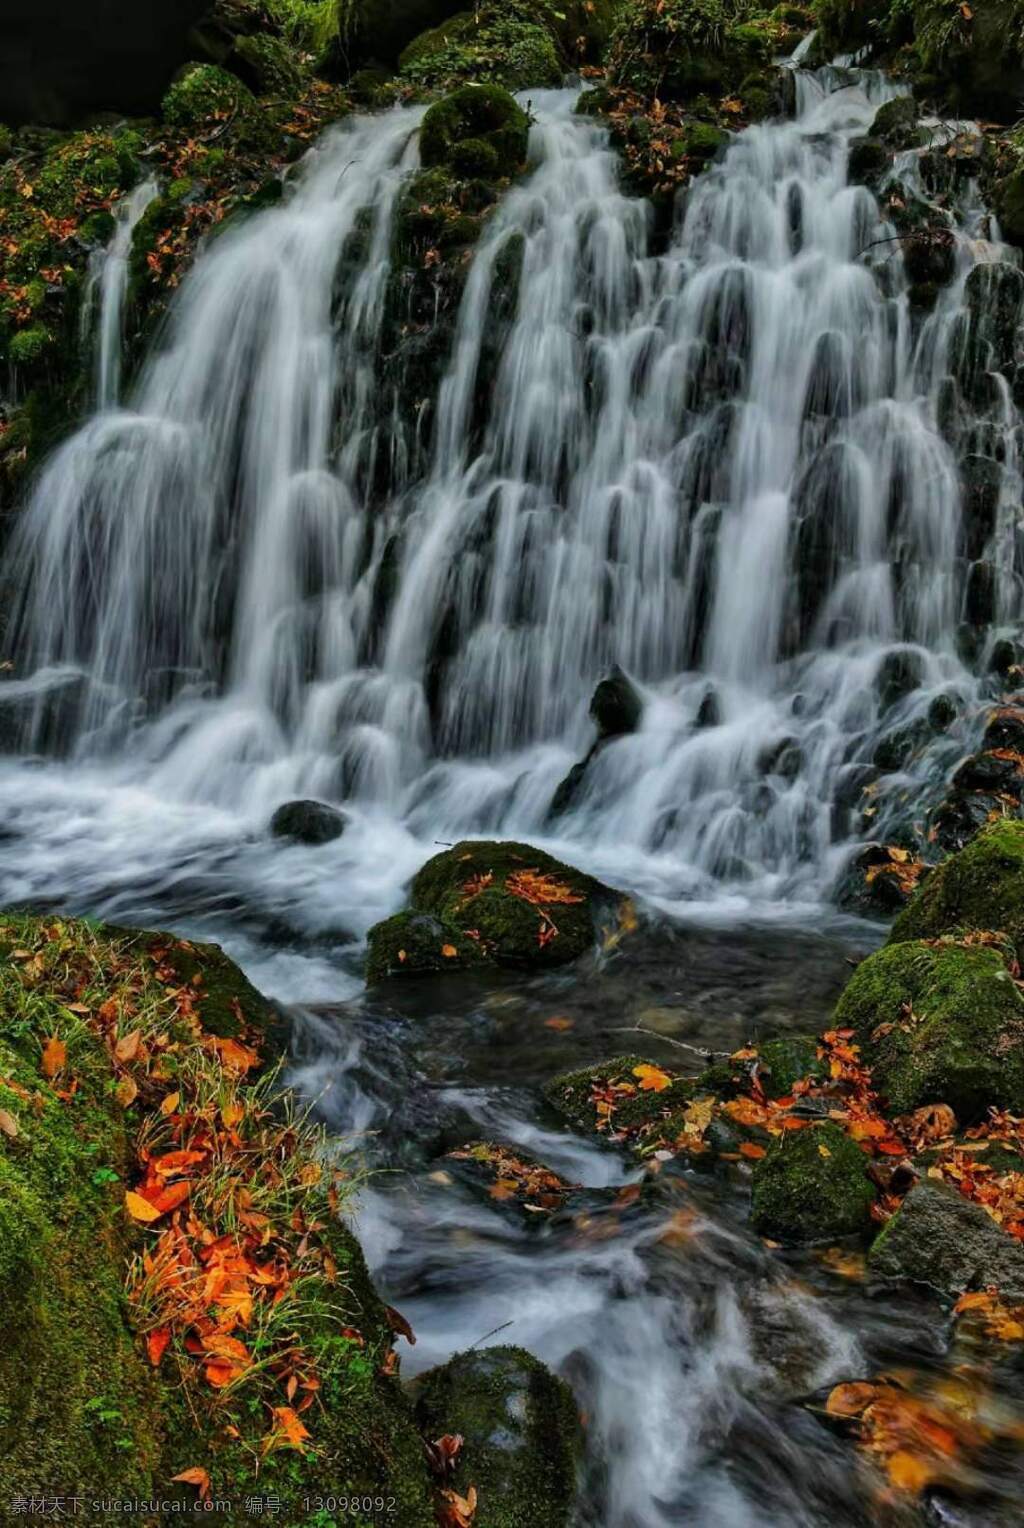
[606, 0, 788, 99]
[420, 84, 530, 177]
[399, 3, 563, 91]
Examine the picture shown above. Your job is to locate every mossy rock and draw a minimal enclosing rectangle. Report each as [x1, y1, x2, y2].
[420, 84, 530, 180]
[407, 838, 618, 968]
[677, 121, 729, 160]
[399, 5, 562, 91]
[414, 1345, 581, 1527]
[607, 0, 775, 102]
[889, 820, 1024, 960]
[696, 1034, 825, 1099]
[233, 32, 310, 95]
[750, 1121, 875, 1243]
[868, 1179, 1024, 1301]
[543, 1054, 694, 1145]
[162, 62, 254, 128]
[834, 936, 1024, 1120]
[869, 94, 923, 148]
[365, 909, 488, 984]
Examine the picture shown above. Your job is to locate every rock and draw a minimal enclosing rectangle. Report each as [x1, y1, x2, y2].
[869, 95, 923, 149]
[868, 1179, 1024, 1301]
[414, 1346, 581, 1528]
[834, 935, 1024, 1119]
[400, 7, 562, 91]
[889, 818, 1024, 960]
[698, 1034, 825, 1099]
[757, 736, 803, 780]
[983, 704, 1024, 753]
[590, 665, 643, 739]
[750, 1121, 876, 1243]
[952, 750, 1024, 798]
[874, 649, 923, 711]
[847, 136, 890, 187]
[549, 758, 590, 816]
[445, 1140, 577, 1215]
[269, 799, 347, 845]
[990, 637, 1022, 678]
[365, 909, 486, 985]
[834, 844, 920, 916]
[960, 454, 1001, 559]
[873, 723, 925, 774]
[544, 1054, 694, 1150]
[607, 0, 775, 102]
[952, 263, 1024, 411]
[927, 692, 958, 732]
[695, 686, 721, 728]
[964, 559, 996, 627]
[419, 84, 530, 178]
[367, 841, 623, 980]
[929, 789, 1010, 855]
[1, 0, 211, 125]
[0, 670, 89, 757]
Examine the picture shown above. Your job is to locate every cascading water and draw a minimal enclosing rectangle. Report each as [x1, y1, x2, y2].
[80, 176, 159, 409]
[1, 65, 1018, 924]
[4, 62, 1024, 1527]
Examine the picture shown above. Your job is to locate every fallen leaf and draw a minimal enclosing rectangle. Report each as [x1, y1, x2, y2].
[633, 1063, 672, 1093]
[125, 1190, 163, 1223]
[739, 1141, 766, 1159]
[0, 1107, 19, 1138]
[115, 1076, 139, 1107]
[441, 944, 458, 958]
[171, 1468, 211, 1500]
[160, 1091, 180, 1116]
[439, 1485, 478, 1528]
[544, 1016, 575, 1031]
[41, 1036, 66, 1079]
[262, 1405, 310, 1456]
[826, 1381, 878, 1417]
[147, 1326, 171, 1366]
[115, 1029, 142, 1064]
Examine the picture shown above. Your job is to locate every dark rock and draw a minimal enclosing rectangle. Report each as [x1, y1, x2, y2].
[869, 1179, 1024, 1301]
[929, 789, 1009, 855]
[990, 638, 1022, 678]
[869, 95, 923, 149]
[952, 750, 1024, 797]
[549, 757, 591, 816]
[414, 1346, 580, 1528]
[590, 665, 642, 739]
[0, 671, 89, 757]
[927, 692, 958, 732]
[952, 263, 1024, 411]
[419, 84, 530, 178]
[750, 1121, 876, 1243]
[874, 649, 923, 711]
[963, 559, 996, 627]
[960, 455, 1001, 560]
[695, 687, 721, 728]
[890, 817, 1024, 957]
[834, 843, 918, 916]
[873, 723, 924, 774]
[269, 799, 347, 845]
[983, 705, 1024, 753]
[847, 136, 890, 187]
[758, 736, 803, 780]
[365, 909, 486, 985]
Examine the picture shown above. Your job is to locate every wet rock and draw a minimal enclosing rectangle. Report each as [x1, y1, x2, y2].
[963, 559, 996, 627]
[269, 799, 347, 845]
[368, 840, 623, 978]
[757, 736, 803, 780]
[414, 1346, 581, 1528]
[835, 934, 1024, 1119]
[445, 1140, 578, 1216]
[0, 671, 89, 757]
[549, 759, 590, 816]
[695, 686, 721, 728]
[960, 454, 1001, 560]
[869, 95, 923, 150]
[927, 691, 958, 733]
[875, 649, 923, 711]
[952, 263, 1024, 411]
[929, 789, 1010, 855]
[847, 136, 890, 187]
[873, 722, 926, 774]
[868, 1179, 1024, 1302]
[590, 664, 643, 739]
[544, 1054, 694, 1151]
[364, 910, 486, 985]
[750, 1121, 876, 1243]
[990, 637, 1022, 678]
[983, 704, 1024, 753]
[420, 85, 530, 178]
[952, 750, 1024, 797]
[834, 844, 921, 916]
[890, 817, 1024, 958]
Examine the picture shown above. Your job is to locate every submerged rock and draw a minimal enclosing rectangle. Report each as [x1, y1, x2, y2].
[414, 1346, 581, 1528]
[868, 1179, 1024, 1301]
[366, 840, 624, 981]
[834, 935, 1024, 1120]
[750, 1121, 876, 1243]
[889, 818, 1024, 959]
[269, 798, 347, 845]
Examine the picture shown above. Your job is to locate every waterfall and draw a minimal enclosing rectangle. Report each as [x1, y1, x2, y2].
[81, 177, 159, 409]
[2, 66, 1021, 915]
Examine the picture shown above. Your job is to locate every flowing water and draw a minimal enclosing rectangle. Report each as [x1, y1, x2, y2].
[3, 58, 1024, 1525]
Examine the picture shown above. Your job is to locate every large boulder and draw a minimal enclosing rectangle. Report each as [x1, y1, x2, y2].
[2, 0, 211, 125]
[399, 2, 562, 90]
[365, 840, 623, 982]
[419, 84, 530, 179]
[414, 1345, 581, 1528]
[749, 1121, 876, 1243]
[888, 819, 1024, 960]
[833, 935, 1024, 1120]
[868, 1179, 1024, 1301]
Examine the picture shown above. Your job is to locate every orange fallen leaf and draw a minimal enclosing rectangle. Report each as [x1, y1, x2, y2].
[826, 1381, 877, 1417]
[441, 944, 458, 958]
[160, 1090, 180, 1116]
[114, 1029, 142, 1064]
[147, 1326, 171, 1366]
[739, 1141, 766, 1159]
[172, 1468, 211, 1500]
[206, 1035, 260, 1074]
[544, 1016, 575, 1031]
[262, 1405, 310, 1456]
[886, 1448, 936, 1493]
[439, 1485, 478, 1528]
[41, 1036, 66, 1079]
[633, 1064, 672, 1093]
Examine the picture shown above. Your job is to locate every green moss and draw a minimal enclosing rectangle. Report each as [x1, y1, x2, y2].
[235, 32, 311, 94]
[607, 0, 778, 101]
[7, 324, 53, 364]
[414, 1346, 580, 1527]
[750, 1121, 876, 1243]
[399, 5, 562, 91]
[678, 120, 729, 159]
[0, 125, 12, 163]
[409, 838, 614, 968]
[365, 909, 487, 984]
[835, 936, 1024, 1119]
[162, 63, 256, 129]
[420, 84, 530, 179]
[544, 1054, 694, 1143]
[889, 819, 1024, 958]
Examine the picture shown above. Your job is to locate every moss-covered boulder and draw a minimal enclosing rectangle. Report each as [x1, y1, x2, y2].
[365, 909, 489, 984]
[868, 1179, 1024, 1301]
[750, 1121, 876, 1243]
[544, 1054, 695, 1147]
[835, 936, 1024, 1120]
[607, 0, 779, 102]
[889, 819, 1024, 958]
[162, 62, 255, 129]
[365, 839, 622, 975]
[698, 1034, 826, 1099]
[420, 84, 530, 178]
[446, 1139, 577, 1214]
[414, 1345, 581, 1527]
[399, 1, 563, 91]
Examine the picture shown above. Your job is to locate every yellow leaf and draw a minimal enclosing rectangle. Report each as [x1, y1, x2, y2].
[221, 1099, 244, 1127]
[818, 1143, 832, 1159]
[633, 1064, 672, 1092]
[160, 1091, 181, 1116]
[115, 1075, 139, 1107]
[125, 1190, 162, 1223]
[0, 1107, 19, 1138]
[886, 1448, 935, 1493]
[441, 943, 458, 958]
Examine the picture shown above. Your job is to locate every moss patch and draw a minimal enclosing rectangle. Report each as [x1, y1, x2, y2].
[543, 1054, 696, 1149]
[420, 83, 530, 177]
[750, 1120, 876, 1242]
[399, 2, 563, 91]
[414, 1345, 581, 1528]
[888, 819, 1024, 960]
[833, 936, 1024, 1120]
[365, 908, 488, 984]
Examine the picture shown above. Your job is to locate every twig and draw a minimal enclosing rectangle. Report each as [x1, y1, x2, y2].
[469, 1320, 513, 1350]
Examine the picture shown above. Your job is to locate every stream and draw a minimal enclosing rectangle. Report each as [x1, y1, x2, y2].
[2, 49, 1024, 1527]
